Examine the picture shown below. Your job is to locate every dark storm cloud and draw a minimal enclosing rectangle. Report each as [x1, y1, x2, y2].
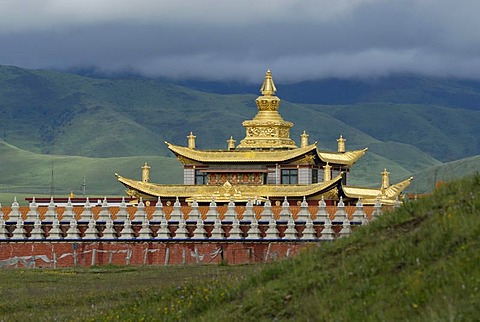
[1, 0, 480, 82]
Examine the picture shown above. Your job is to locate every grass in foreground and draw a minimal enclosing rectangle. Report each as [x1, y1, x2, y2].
[0, 174, 479, 321]
[197, 174, 478, 321]
[0, 265, 257, 321]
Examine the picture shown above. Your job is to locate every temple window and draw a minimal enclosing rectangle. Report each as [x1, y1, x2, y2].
[195, 170, 208, 185]
[312, 168, 318, 183]
[266, 171, 276, 184]
[281, 169, 298, 184]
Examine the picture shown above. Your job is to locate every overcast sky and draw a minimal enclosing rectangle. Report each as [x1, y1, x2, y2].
[1, 0, 480, 82]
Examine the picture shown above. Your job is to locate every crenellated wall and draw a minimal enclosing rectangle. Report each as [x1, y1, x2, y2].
[0, 196, 393, 268]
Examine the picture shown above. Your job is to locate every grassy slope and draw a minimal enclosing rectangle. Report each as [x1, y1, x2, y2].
[187, 174, 479, 321]
[0, 140, 182, 204]
[0, 175, 477, 321]
[172, 174, 480, 320]
[408, 155, 480, 193]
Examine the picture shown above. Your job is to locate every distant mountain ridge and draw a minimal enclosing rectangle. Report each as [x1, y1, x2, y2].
[0, 65, 479, 196]
[71, 68, 480, 110]
[169, 75, 480, 110]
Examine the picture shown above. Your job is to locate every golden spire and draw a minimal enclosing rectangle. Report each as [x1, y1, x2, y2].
[323, 163, 332, 181]
[227, 136, 236, 150]
[141, 162, 151, 183]
[381, 168, 390, 190]
[237, 69, 297, 150]
[260, 69, 277, 96]
[337, 135, 346, 153]
[301, 130, 309, 148]
[187, 132, 196, 149]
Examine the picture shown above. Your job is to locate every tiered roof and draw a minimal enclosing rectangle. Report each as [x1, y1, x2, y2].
[167, 142, 367, 166]
[116, 69, 412, 204]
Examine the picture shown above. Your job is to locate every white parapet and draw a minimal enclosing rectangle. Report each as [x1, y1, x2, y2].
[43, 197, 57, 222]
[351, 199, 366, 225]
[332, 197, 347, 223]
[0, 195, 388, 242]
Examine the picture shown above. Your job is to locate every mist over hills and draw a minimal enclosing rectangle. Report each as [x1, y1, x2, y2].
[178, 75, 480, 110]
[0, 64, 479, 198]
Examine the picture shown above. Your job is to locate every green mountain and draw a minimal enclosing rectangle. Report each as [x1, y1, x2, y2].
[178, 75, 480, 110]
[1, 65, 480, 199]
[311, 102, 480, 161]
[1, 65, 479, 161]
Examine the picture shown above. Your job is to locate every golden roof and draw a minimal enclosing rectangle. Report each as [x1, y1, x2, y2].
[116, 173, 343, 202]
[167, 142, 317, 163]
[117, 172, 410, 205]
[237, 69, 297, 149]
[383, 176, 414, 199]
[164, 69, 366, 166]
[343, 176, 413, 204]
[167, 142, 366, 166]
[317, 148, 367, 166]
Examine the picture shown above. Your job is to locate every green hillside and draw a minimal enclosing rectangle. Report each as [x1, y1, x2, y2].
[122, 174, 480, 320]
[184, 75, 480, 110]
[2, 65, 480, 199]
[185, 174, 480, 320]
[408, 155, 480, 193]
[310, 102, 480, 162]
[1, 65, 478, 165]
[0, 140, 182, 204]
[0, 136, 476, 205]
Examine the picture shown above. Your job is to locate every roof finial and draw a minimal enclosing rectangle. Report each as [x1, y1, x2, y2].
[301, 130, 309, 148]
[260, 69, 277, 96]
[141, 162, 151, 183]
[187, 132, 196, 149]
[337, 135, 346, 153]
[227, 136, 236, 150]
[323, 163, 332, 182]
[381, 168, 390, 191]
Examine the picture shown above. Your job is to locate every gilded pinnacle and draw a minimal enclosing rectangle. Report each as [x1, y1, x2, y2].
[187, 132, 196, 149]
[227, 136, 236, 150]
[381, 168, 390, 190]
[301, 130, 309, 147]
[260, 69, 277, 96]
[238, 69, 296, 149]
[337, 135, 346, 153]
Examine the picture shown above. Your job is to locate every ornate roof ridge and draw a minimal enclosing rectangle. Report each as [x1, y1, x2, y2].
[343, 176, 413, 199]
[317, 147, 368, 166]
[116, 173, 343, 199]
[165, 141, 318, 163]
[384, 176, 414, 198]
[165, 141, 366, 166]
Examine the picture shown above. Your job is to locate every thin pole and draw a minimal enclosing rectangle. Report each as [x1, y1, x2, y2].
[50, 160, 54, 197]
[81, 176, 86, 196]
